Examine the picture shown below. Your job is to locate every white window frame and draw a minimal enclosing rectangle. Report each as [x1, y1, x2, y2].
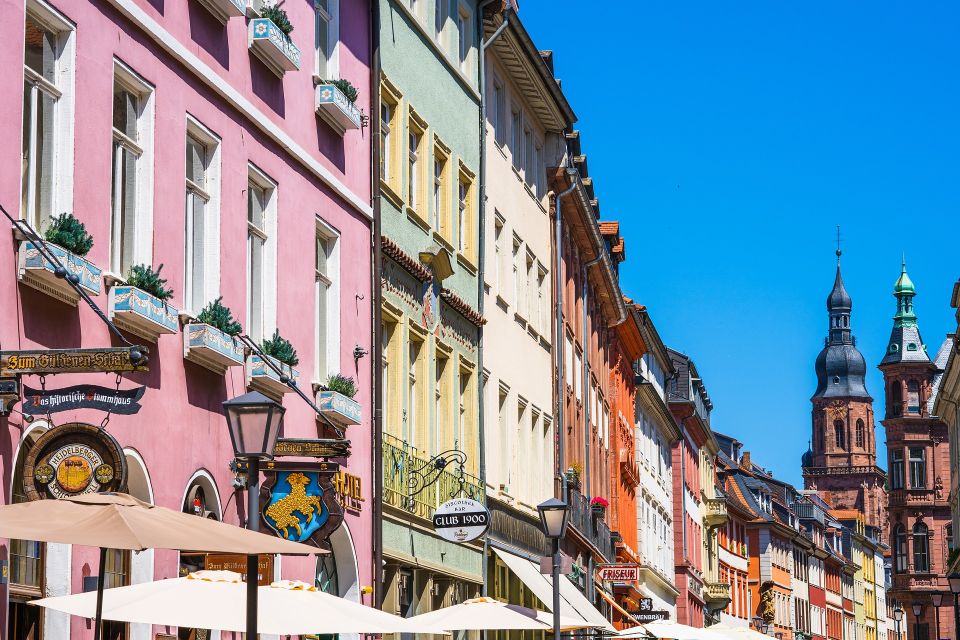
[434, 0, 447, 48]
[456, 1, 472, 73]
[314, 217, 340, 383]
[314, 0, 339, 80]
[246, 164, 278, 343]
[21, 0, 75, 232]
[491, 75, 505, 146]
[183, 116, 221, 316]
[110, 59, 154, 277]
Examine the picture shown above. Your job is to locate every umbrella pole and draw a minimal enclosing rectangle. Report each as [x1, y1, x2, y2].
[94, 547, 106, 640]
[246, 456, 260, 640]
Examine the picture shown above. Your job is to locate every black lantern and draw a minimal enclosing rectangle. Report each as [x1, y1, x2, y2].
[933, 593, 945, 608]
[222, 391, 285, 459]
[537, 498, 569, 539]
[949, 574, 960, 595]
[894, 605, 904, 622]
[913, 603, 924, 617]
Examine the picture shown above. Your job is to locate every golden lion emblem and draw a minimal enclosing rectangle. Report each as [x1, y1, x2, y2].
[264, 472, 324, 540]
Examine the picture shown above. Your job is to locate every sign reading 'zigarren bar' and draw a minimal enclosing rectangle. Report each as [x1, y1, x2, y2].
[0, 347, 149, 375]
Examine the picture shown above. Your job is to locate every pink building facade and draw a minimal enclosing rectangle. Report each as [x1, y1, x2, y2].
[0, 0, 373, 634]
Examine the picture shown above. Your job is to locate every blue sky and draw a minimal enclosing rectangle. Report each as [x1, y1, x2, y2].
[518, 1, 960, 486]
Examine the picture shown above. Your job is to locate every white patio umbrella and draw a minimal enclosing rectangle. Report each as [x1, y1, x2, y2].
[404, 596, 595, 631]
[707, 624, 773, 640]
[618, 620, 727, 640]
[30, 571, 447, 635]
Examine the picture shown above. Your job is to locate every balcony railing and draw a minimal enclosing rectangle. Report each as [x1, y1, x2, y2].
[705, 580, 732, 607]
[568, 486, 615, 562]
[382, 433, 483, 522]
[888, 488, 938, 507]
[793, 501, 826, 525]
[704, 497, 729, 528]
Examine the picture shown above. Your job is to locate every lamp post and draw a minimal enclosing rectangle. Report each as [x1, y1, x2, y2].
[753, 616, 770, 636]
[913, 603, 925, 640]
[894, 604, 904, 640]
[223, 390, 285, 640]
[933, 593, 945, 640]
[538, 497, 570, 640]
[949, 574, 960, 640]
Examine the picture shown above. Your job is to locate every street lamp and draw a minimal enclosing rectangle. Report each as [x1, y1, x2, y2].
[223, 390, 286, 640]
[933, 594, 945, 640]
[538, 498, 569, 640]
[914, 603, 925, 640]
[894, 604, 904, 640]
[949, 574, 960, 640]
[753, 616, 770, 635]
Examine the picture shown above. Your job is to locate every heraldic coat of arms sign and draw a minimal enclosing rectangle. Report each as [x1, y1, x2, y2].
[260, 468, 343, 549]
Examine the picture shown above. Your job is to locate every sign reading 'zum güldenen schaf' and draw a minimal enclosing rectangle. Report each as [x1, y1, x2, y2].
[0, 347, 149, 375]
[21, 384, 145, 415]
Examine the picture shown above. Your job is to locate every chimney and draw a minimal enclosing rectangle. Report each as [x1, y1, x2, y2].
[741, 451, 751, 470]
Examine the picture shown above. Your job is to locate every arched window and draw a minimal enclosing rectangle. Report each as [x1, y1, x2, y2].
[891, 382, 903, 417]
[855, 419, 865, 448]
[913, 522, 930, 573]
[907, 381, 921, 414]
[834, 420, 845, 450]
[893, 525, 907, 572]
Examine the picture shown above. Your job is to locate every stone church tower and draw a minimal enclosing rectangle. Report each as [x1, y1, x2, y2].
[802, 254, 887, 532]
[881, 262, 953, 640]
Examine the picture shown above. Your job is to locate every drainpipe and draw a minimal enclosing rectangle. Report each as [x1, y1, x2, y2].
[580, 252, 603, 500]
[476, 0, 510, 600]
[370, 0, 384, 608]
[553, 169, 578, 499]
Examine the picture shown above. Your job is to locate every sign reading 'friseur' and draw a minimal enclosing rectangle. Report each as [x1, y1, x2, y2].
[0, 347, 149, 375]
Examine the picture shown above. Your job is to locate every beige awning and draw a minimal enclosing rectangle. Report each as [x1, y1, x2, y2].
[491, 547, 614, 631]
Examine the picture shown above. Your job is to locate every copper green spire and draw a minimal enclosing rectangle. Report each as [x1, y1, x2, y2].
[894, 257, 917, 327]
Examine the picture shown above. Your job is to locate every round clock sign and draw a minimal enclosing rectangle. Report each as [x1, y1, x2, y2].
[432, 497, 490, 543]
[23, 423, 127, 501]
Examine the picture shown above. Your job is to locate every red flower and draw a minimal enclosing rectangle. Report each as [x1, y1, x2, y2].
[591, 496, 609, 508]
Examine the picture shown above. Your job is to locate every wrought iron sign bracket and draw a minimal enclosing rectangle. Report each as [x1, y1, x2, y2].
[407, 448, 468, 498]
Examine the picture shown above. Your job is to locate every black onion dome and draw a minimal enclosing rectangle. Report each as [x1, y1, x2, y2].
[813, 343, 871, 399]
[801, 447, 813, 468]
[827, 267, 852, 311]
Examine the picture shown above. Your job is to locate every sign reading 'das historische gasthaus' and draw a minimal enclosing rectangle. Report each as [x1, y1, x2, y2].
[595, 564, 640, 582]
[432, 498, 489, 543]
[21, 384, 145, 415]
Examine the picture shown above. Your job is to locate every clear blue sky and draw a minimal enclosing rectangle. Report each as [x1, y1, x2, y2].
[518, 1, 960, 486]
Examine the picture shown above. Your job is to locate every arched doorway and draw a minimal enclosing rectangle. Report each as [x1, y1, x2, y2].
[315, 523, 361, 640]
[178, 470, 224, 640]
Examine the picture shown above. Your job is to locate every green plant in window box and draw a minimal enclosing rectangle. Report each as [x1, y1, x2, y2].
[260, 3, 293, 36]
[44, 213, 94, 257]
[196, 297, 243, 336]
[126, 264, 174, 301]
[261, 329, 299, 366]
[324, 373, 357, 398]
[328, 79, 359, 104]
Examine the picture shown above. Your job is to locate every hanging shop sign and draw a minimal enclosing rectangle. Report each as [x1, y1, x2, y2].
[0, 346, 148, 375]
[333, 470, 364, 514]
[595, 563, 640, 582]
[259, 463, 343, 550]
[21, 384, 145, 415]
[272, 437, 350, 458]
[22, 422, 127, 500]
[203, 554, 274, 586]
[629, 610, 669, 622]
[432, 497, 489, 543]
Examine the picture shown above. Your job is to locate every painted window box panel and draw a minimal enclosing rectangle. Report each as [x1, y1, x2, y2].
[316, 390, 362, 427]
[183, 323, 245, 374]
[17, 241, 102, 305]
[315, 84, 362, 134]
[249, 18, 300, 76]
[246, 354, 299, 397]
[108, 285, 179, 342]
[195, 0, 245, 22]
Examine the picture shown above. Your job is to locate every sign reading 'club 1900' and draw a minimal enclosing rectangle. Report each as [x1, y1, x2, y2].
[432, 498, 490, 543]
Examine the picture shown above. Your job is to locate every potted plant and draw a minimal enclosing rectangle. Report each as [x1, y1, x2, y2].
[108, 264, 178, 341]
[249, 1, 300, 74]
[246, 329, 300, 396]
[590, 496, 609, 517]
[316, 373, 362, 427]
[315, 77, 363, 133]
[564, 463, 583, 491]
[18, 213, 103, 303]
[183, 297, 245, 374]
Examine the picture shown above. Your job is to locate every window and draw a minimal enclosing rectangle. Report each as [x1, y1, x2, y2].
[22, 3, 74, 232]
[834, 420, 845, 450]
[408, 333, 425, 450]
[855, 418, 864, 448]
[907, 380, 921, 414]
[498, 385, 509, 483]
[381, 315, 400, 436]
[457, 165, 475, 261]
[380, 81, 401, 195]
[522, 125, 532, 183]
[456, 4, 471, 72]
[435, 350, 451, 449]
[315, 221, 339, 382]
[913, 522, 929, 572]
[525, 251, 536, 328]
[110, 63, 154, 276]
[492, 77, 505, 145]
[511, 236, 522, 312]
[183, 120, 220, 315]
[459, 365, 477, 475]
[890, 449, 904, 490]
[510, 107, 521, 170]
[407, 113, 426, 214]
[534, 140, 545, 198]
[315, 0, 338, 79]
[537, 264, 548, 336]
[891, 382, 903, 417]
[246, 167, 276, 342]
[493, 214, 505, 295]
[102, 549, 130, 639]
[909, 446, 926, 488]
[434, 0, 447, 46]
[432, 139, 450, 237]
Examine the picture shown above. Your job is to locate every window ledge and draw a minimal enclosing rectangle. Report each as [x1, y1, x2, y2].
[405, 206, 431, 234]
[432, 230, 455, 254]
[456, 252, 477, 275]
[495, 294, 509, 312]
[511, 165, 523, 183]
[379, 180, 404, 211]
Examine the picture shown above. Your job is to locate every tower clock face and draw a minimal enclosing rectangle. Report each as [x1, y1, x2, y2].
[828, 401, 846, 421]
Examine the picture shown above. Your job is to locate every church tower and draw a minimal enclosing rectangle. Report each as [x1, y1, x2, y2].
[881, 262, 953, 640]
[802, 251, 887, 532]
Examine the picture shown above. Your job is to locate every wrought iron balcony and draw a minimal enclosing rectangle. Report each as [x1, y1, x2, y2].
[704, 497, 729, 528]
[568, 485, 615, 562]
[382, 433, 483, 522]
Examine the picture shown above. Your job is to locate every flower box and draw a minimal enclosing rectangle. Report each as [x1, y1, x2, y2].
[183, 323, 245, 374]
[316, 390, 362, 427]
[249, 18, 300, 76]
[17, 241, 102, 305]
[108, 285, 179, 342]
[315, 84, 362, 134]
[245, 353, 298, 397]
[194, 0, 244, 22]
